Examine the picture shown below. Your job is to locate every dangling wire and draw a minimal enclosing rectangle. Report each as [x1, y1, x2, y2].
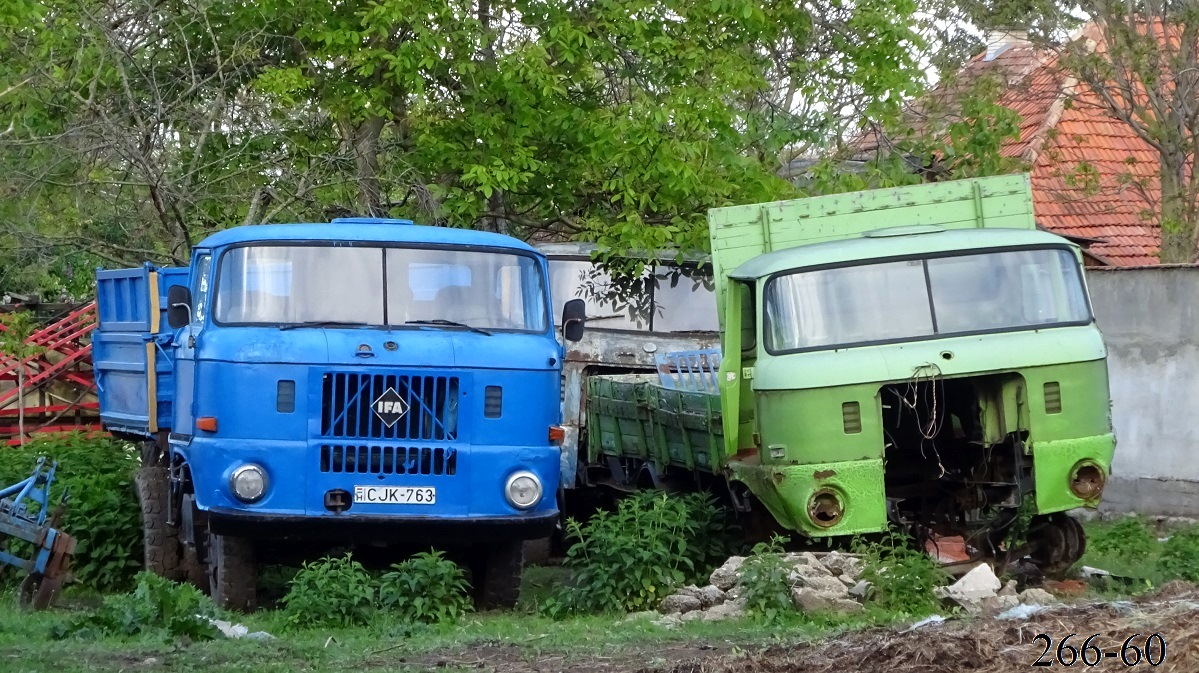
[900, 363, 946, 478]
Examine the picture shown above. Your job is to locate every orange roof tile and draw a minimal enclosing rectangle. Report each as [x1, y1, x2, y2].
[861, 24, 1168, 265]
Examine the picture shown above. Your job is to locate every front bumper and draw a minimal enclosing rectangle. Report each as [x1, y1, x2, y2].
[207, 507, 558, 542]
[173, 437, 561, 526]
[728, 458, 888, 537]
[1033, 433, 1117, 513]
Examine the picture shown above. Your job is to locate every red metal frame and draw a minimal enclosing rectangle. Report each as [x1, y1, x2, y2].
[0, 303, 99, 443]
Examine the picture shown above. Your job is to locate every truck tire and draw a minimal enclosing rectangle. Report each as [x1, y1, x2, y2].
[472, 540, 524, 610]
[182, 544, 210, 593]
[135, 466, 184, 581]
[523, 537, 553, 566]
[207, 532, 257, 612]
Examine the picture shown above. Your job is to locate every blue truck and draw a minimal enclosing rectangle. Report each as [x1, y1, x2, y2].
[93, 218, 585, 610]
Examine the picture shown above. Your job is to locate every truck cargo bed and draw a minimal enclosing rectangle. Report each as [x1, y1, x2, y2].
[92, 264, 187, 437]
[587, 373, 725, 472]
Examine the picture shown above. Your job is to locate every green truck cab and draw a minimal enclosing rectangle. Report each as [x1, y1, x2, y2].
[585, 175, 1114, 570]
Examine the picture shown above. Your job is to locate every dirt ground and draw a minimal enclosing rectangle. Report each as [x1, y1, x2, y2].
[410, 585, 1199, 673]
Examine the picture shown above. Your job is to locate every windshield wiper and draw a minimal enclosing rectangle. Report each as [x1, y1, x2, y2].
[279, 321, 368, 331]
[404, 319, 492, 336]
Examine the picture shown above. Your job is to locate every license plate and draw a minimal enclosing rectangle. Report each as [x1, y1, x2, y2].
[353, 486, 436, 505]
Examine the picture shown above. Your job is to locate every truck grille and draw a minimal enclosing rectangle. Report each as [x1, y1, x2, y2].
[320, 445, 458, 475]
[321, 372, 459, 440]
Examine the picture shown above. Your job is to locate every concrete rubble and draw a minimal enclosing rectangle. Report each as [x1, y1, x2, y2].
[655, 551, 867, 625]
[932, 563, 1061, 614]
[656, 552, 1065, 626]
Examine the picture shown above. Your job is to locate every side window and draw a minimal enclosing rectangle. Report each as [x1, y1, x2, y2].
[192, 254, 212, 323]
[546, 259, 646, 330]
[739, 282, 757, 352]
[651, 264, 718, 332]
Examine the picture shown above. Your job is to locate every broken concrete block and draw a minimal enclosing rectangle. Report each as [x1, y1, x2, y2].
[1018, 588, 1057, 605]
[800, 552, 825, 568]
[697, 585, 727, 607]
[943, 564, 1001, 602]
[792, 587, 863, 614]
[999, 580, 1018, 597]
[792, 571, 850, 597]
[791, 560, 838, 583]
[710, 556, 745, 590]
[831, 598, 865, 613]
[983, 594, 1020, 611]
[658, 594, 702, 614]
[820, 551, 864, 579]
[702, 599, 746, 621]
[792, 587, 833, 612]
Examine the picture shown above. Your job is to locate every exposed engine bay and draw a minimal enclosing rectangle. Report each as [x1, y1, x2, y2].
[880, 368, 1035, 557]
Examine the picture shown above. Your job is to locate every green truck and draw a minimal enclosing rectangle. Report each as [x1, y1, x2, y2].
[583, 174, 1114, 571]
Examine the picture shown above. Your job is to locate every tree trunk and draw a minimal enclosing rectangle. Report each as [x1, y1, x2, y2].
[349, 116, 386, 217]
[1158, 155, 1194, 263]
[487, 189, 509, 235]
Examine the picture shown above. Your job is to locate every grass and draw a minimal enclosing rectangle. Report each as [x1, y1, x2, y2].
[1071, 515, 1199, 596]
[0, 565, 899, 673]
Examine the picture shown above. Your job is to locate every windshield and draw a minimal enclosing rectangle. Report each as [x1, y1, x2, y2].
[213, 245, 547, 331]
[764, 247, 1091, 352]
[546, 259, 718, 333]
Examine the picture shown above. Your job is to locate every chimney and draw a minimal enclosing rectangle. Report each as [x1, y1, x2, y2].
[983, 28, 1029, 61]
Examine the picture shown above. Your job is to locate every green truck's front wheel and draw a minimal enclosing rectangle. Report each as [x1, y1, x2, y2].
[1027, 513, 1087, 577]
[208, 532, 258, 612]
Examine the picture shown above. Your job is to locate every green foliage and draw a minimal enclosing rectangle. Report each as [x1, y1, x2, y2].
[379, 550, 472, 625]
[738, 535, 794, 622]
[0, 433, 141, 591]
[0, 311, 42, 359]
[801, 67, 1026, 199]
[1156, 528, 1199, 583]
[282, 555, 376, 629]
[0, 0, 931, 291]
[941, 75, 1026, 178]
[1088, 516, 1157, 563]
[544, 491, 731, 616]
[56, 572, 219, 641]
[853, 532, 948, 616]
[1076, 517, 1167, 592]
[1003, 493, 1037, 551]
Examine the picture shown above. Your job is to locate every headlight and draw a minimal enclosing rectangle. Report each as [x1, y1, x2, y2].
[1069, 461, 1105, 499]
[229, 464, 268, 503]
[807, 489, 844, 528]
[505, 471, 542, 510]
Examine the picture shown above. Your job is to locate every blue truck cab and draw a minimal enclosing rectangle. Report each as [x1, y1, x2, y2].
[93, 218, 583, 610]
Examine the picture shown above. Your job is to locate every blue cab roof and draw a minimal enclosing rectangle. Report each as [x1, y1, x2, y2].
[195, 218, 539, 254]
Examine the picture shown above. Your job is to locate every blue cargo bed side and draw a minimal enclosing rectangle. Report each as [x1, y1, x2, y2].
[93, 264, 188, 437]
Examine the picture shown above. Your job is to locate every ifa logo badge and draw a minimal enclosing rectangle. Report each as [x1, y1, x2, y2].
[372, 388, 409, 427]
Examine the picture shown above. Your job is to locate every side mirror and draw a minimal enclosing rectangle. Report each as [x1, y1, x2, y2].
[561, 298, 586, 342]
[166, 285, 193, 329]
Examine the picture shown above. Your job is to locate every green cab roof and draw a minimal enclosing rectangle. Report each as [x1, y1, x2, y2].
[728, 227, 1079, 280]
